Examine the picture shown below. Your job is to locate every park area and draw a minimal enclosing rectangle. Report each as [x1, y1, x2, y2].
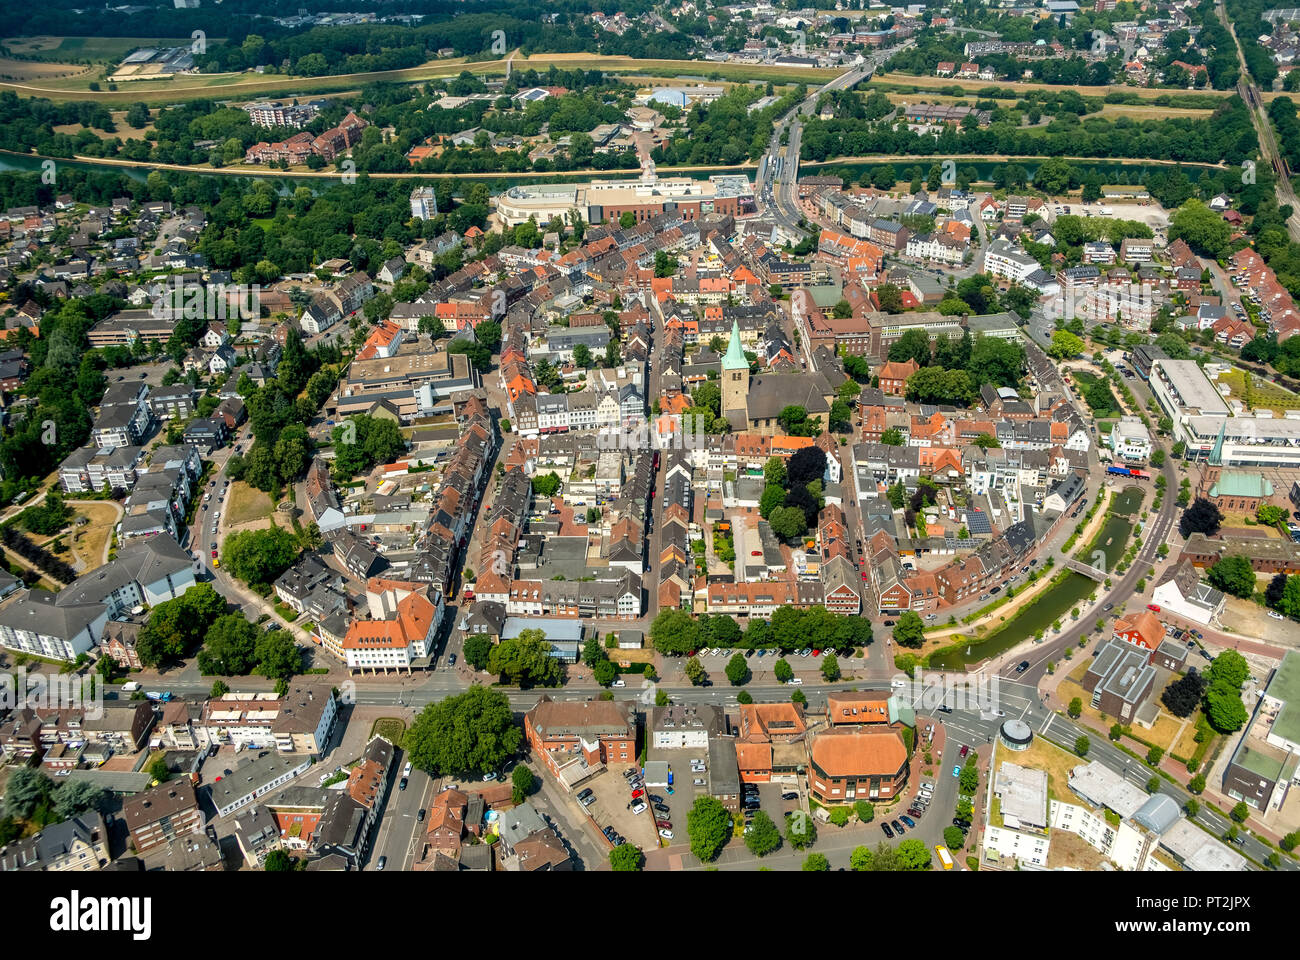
[226, 482, 273, 528]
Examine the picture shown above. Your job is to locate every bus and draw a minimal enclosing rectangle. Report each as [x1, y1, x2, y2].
[934, 845, 954, 870]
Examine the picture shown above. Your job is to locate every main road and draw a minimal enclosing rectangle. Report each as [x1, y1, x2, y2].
[758, 40, 916, 237]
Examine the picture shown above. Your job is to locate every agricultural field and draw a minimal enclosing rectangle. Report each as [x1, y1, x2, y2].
[0, 50, 838, 105]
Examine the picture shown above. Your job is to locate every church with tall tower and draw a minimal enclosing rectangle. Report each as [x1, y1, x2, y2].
[721, 316, 750, 430]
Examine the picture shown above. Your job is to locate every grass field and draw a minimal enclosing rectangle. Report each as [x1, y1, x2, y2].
[54, 109, 156, 141]
[873, 70, 1237, 100]
[880, 90, 1213, 121]
[67, 501, 121, 571]
[0, 49, 840, 104]
[226, 481, 272, 527]
[5, 37, 196, 60]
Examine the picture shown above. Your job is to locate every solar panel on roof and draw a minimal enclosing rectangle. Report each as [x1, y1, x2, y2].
[965, 510, 993, 535]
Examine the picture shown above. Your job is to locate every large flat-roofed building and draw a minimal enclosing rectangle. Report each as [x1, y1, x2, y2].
[495, 175, 752, 227]
[87, 309, 176, 347]
[1222, 649, 1300, 812]
[1183, 415, 1300, 469]
[1147, 358, 1229, 447]
[338, 345, 481, 420]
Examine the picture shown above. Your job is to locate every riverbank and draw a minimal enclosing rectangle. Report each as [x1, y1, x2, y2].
[924, 486, 1144, 671]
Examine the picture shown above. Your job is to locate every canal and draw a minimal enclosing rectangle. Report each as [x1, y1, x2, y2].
[928, 485, 1145, 671]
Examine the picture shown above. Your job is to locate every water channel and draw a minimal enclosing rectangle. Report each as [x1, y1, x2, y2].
[928, 484, 1145, 671]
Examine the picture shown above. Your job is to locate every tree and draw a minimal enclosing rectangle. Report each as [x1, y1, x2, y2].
[849, 845, 874, 871]
[650, 608, 699, 655]
[1146, 746, 1164, 766]
[197, 614, 259, 676]
[1075, 735, 1090, 757]
[745, 810, 781, 856]
[1207, 650, 1250, 690]
[1206, 555, 1257, 599]
[404, 686, 523, 776]
[1231, 800, 1250, 822]
[594, 660, 617, 686]
[532, 472, 562, 498]
[943, 826, 966, 850]
[582, 634, 605, 668]
[960, 764, 979, 795]
[463, 634, 493, 670]
[687, 795, 731, 862]
[854, 800, 874, 823]
[511, 765, 535, 804]
[255, 630, 302, 681]
[820, 654, 841, 682]
[829, 806, 850, 827]
[895, 837, 932, 870]
[1259, 504, 1288, 527]
[785, 811, 817, 850]
[725, 654, 751, 686]
[1204, 683, 1249, 732]
[488, 629, 563, 687]
[1161, 669, 1207, 717]
[802, 852, 830, 871]
[3, 768, 53, 819]
[774, 657, 794, 683]
[1048, 329, 1085, 360]
[880, 427, 905, 446]
[264, 849, 297, 871]
[1170, 199, 1232, 258]
[769, 505, 807, 541]
[1068, 697, 1082, 718]
[1179, 497, 1224, 538]
[1281, 831, 1300, 852]
[1189, 773, 1206, 794]
[222, 525, 300, 590]
[1185, 798, 1200, 818]
[684, 656, 706, 685]
[137, 583, 227, 668]
[149, 757, 172, 783]
[893, 611, 925, 649]
[609, 844, 644, 871]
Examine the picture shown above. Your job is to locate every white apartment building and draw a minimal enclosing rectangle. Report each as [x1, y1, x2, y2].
[1109, 416, 1153, 463]
[984, 239, 1040, 284]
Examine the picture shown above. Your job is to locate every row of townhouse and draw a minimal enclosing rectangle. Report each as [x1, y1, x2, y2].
[407, 392, 497, 595]
[505, 570, 642, 620]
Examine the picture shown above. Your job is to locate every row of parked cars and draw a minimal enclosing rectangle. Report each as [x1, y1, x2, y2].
[698, 648, 823, 659]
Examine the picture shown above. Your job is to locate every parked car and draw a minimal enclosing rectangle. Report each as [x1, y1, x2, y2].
[376, 856, 387, 870]
[399, 777, 408, 791]
[653, 803, 671, 815]
[417, 809, 426, 823]
[959, 744, 969, 759]
[693, 777, 706, 785]
[900, 815, 916, 829]
[630, 789, 644, 800]
[648, 794, 664, 804]
[781, 791, 799, 801]
[881, 822, 894, 839]
[656, 819, 672, 830]
[631, 802, 647, 814]
[659, 829, 675, 840]
[448, 653, 457, 666]
[891, 819, 905, 834]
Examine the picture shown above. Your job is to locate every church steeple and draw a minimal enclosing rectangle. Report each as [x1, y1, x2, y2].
[721, 317, 747, 371]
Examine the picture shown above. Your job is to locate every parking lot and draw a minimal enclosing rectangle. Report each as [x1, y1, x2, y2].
[577, 763, 661, 851]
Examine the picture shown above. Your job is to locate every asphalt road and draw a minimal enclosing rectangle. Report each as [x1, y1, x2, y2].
[367, 753, 434, 871]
